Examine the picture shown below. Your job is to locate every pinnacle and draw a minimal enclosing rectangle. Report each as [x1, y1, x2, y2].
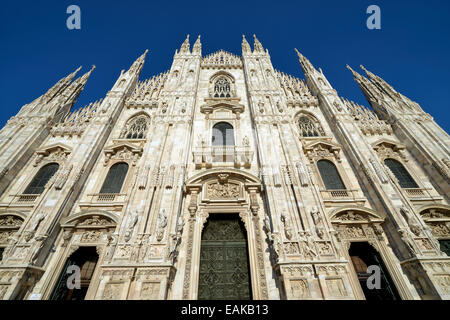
[360, 65, 369, 73]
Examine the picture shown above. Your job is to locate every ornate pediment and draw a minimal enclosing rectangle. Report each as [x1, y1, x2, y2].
[372, 139, 407, 161]
[330, 206, 385, 224]
[103, 142, 143, 166]
[61, 211, 118, 229]
[34, 143, 72, 166]
[0, 213, 25, 230]
[185, 168, 261, 187]
[419, 205, 450, 222]
[200, 100, 244, 119]
[303, 139, 341, 162]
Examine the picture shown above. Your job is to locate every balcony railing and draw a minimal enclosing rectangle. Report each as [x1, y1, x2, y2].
[15, 194, 40, 203]
[319, 189, 361, 200]
[86, 193, 128, 203]
[404, 188, 427, 197]
[193, 145, 254, 169]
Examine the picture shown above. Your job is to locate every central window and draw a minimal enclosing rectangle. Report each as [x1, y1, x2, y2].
[317, 159, 346, 190]
[121, 114, 149, 139]
[212, 122, 234, 146]
[298, 114, 324, 137]
[214, 77, 231, 98]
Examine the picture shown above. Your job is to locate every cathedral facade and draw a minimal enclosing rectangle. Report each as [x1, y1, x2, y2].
[0, 35, 449, 300]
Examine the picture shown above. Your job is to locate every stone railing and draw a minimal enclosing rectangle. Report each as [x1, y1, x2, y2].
[15, 194, 40, 204]
[193, 145, 253, 169]
[86, 193, 128, 203]
[403, 188, 431, 198]
[319, 189, 361, 200]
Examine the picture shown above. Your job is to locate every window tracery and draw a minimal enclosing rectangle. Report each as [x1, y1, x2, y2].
[121, 115, 150, 139]
[298, 115, 325, 137]
[213, 77, 232, 98]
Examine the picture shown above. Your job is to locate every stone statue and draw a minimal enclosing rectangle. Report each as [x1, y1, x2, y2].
[29, 212, 45, 232]
[243, 135, 249, 147]
[156, 208, 168, 241]
[281, 212, 293, 240]
[124, 209, 139, 242]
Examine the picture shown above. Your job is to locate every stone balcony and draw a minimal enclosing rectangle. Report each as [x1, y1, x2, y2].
[319, 189, 366, 206]
[79, 193, 128, 210]
[192, 145, 254, 169]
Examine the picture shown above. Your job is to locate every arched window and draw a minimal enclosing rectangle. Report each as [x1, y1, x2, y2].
[317, 160, 346, 190]
[384, 159, 418, 188]
[99, 162, 129, 194]
[213, 77, 231, 98]
[23, 163, 59, 194]
[212, 122, 234, 146]
[121, 115, 149, 139]
[298, 115, 324, 137]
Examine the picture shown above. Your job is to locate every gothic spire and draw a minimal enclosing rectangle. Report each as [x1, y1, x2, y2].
[179, 34, 190, 54]
[58, 65, 95, 107]
[193, 35, 201, 55]
[347, 64, 383, 105]
[295, 48, 316, 74]
[42, 66, 82, 103]
[359, 65, 400, 99]
[253, 34, 264, 53]
[127, 49, 149, 75]
[242, 35, 251, 54]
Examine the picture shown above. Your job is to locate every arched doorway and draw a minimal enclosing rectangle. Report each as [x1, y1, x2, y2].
[50, 247, 99, 300]
[349, 242, 400, 300]
[198, 214, 252, 300]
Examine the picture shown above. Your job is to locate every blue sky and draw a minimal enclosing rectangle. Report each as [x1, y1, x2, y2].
[1, 0, 449, 131]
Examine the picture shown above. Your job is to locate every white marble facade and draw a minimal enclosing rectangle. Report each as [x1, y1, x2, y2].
[0, 35, 449, 300]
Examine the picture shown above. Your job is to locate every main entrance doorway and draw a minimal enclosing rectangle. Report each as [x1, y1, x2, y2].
[198, 214, 252, 300]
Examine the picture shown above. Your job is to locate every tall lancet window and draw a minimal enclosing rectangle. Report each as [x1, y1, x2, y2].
[317, 160, 346, 190]
[298, 115, 324, 137]
[24, 163, 60, 194]
[384, 159, 419, 188]
[214, 77, 231, 98]
[99, 162, 129, 194]
[212, 122, 234, 146]
[121, 115, 150, 139]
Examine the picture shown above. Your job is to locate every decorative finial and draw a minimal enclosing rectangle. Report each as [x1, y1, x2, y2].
[346, 64, 357, 74]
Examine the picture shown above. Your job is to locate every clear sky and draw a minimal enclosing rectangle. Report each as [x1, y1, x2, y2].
[1, 0, 449, 131]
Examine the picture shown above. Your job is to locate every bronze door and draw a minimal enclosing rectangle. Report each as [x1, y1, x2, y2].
[198, 214, 251, 300]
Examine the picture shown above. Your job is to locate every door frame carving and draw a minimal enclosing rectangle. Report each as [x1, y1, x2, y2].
[183, 169, 268, 300]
